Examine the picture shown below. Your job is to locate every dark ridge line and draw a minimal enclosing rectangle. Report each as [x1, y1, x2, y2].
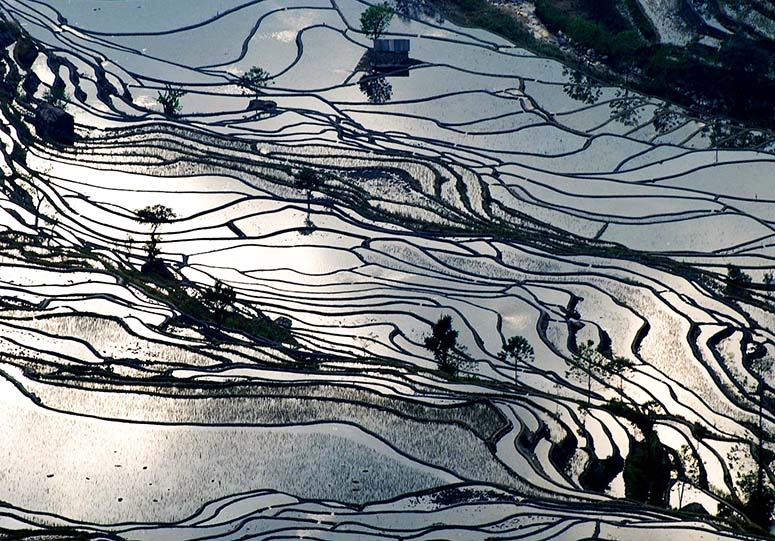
[201, 7, 339, 72]
[4, 309, 211, 350]
[82, 2, 332, 39]
[500, 186, 725, 226]
[113, 483, 523, 534]
[613, 143, 699, 173]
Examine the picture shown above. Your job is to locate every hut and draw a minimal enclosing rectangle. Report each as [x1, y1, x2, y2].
[372, 38, 410, 68]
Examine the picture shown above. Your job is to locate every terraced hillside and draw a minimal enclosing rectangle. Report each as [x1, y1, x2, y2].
[0, 0, 775, 539]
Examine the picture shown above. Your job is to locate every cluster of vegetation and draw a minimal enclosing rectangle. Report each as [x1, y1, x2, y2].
[715, 437, 775, 533]
[719, 264, 775, 312]
[423, 315, 534, 381]
[734, 466, 775, 532]
[538, 0, 775, 129]
[535, 0, 645, 71]
[130, 204, 290, 343]
[725, 264, 753, 298]
[43, 85, 69, 109]
[434, 0, 534, 49]
[603, 400, 676, 507]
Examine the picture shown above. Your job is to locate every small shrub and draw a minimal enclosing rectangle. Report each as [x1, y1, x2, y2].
[156, 85, 186, 116]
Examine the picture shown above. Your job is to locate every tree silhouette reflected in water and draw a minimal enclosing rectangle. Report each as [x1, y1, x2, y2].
[359, 73, 393, 104]
[562, 66, 601, 105]
[652, 104, 681, 135]
[608, 88, 648, 127]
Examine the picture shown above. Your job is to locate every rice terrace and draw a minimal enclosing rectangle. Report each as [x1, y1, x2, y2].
[2, 0, 775, 539]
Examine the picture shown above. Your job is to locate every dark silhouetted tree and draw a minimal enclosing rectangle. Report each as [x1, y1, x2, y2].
[498, 335, 534, 384]
[569, 339, 598, 404]
[609, 88, 647, 127]
[738, 466, 775, 531]
[134, 204, 176, 262]
[424, 315, 459, 375]
[569, 340, 633, 403]
[237, 66, 273, 94]
[677, 444, 701, 509]
[295, 167, 324, 231]
[624, 429, 674, 507]
[763, 272, 774, 292]
[652, 104, 682, 134]
[43, 85, 69, 109]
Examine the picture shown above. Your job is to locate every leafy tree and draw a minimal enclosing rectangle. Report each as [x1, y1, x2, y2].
[393, 0, 438, 22]
[610, 30, 642, 58]
[295, 167, 322, 191]
[498, 335, 534, 384]
[237, 66, 273, 94]
[201, 280, 237, 325]
[607, 354, 635, 391]
[156, 85, 186, 116]
[424, 314, 459, 375]
[134, 204, 176, 262]
[743, 358, 775, 530]
[569, 340, 598, 404]
[360, 2, 395, 41]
